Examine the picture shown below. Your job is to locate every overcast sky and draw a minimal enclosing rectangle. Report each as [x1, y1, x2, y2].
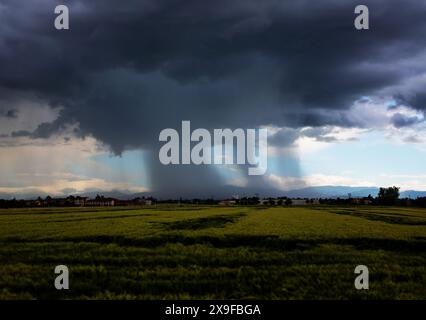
[0, 0, 426, 198]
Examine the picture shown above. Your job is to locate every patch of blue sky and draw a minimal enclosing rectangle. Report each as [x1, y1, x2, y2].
[299, 131, 426, 182]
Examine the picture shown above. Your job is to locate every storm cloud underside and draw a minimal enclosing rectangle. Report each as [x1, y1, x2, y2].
[1, 0, 426, 196]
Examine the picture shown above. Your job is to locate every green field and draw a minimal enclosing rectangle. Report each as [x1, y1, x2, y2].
[0, 205, 425, 299]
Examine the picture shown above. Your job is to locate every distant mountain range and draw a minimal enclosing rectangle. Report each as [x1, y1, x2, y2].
[276, 186, 426, 199]
[2, 186, 426, 200]
[141, 186, 426, 200]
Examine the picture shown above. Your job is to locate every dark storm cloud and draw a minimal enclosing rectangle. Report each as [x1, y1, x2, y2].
[1, 0, 426, 196]
[396, 92, 426, 111]
[10, 130, 31, 137]
[268, 128, 299, 147]
[390, 113, 422, 128]
[0, 1, 425, 105]
[301, 127, 340, 142]
[1, 109, 18, 118]
[268, 126, 351, 148]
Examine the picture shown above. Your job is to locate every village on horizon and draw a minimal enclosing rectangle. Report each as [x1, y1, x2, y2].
[1, 186, 426, 208]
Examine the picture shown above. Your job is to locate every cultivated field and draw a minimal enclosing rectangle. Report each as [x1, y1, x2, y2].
[0, 205, 425, 299]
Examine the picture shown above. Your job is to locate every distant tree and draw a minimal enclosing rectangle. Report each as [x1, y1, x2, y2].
[285, 199, 292, 206]
[415, 197, 426, 208]
[377, 186, 400, 205]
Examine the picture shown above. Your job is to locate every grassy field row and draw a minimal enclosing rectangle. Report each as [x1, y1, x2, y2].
[0, 205, 425, 299]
